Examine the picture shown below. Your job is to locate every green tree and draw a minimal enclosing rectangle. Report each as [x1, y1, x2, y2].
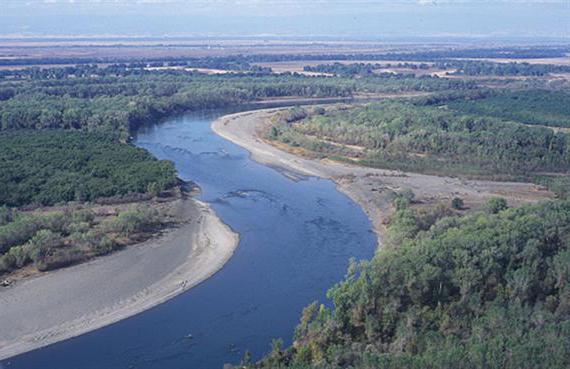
[451, 197, 465, 210]
[486, 197, 508, 214]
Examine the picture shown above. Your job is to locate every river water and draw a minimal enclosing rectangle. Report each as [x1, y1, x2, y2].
[5, 108, 375, 369]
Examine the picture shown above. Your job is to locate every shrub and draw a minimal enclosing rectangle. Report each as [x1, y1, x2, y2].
[93, 235, 118, 256]
[0, 214, 43, 254]
[393, 196, 410, 211]
[451, 197, 464, 210]
[28, 229, 65, 265]
[486, 197, 508, 214]
[398, 188, 416, 203]
[102, 206, 161, 236]
[71, 209, 95, 224]
[39, 248, 86, 271]
[0, 202, 168, 275]
[0, 206, 13, 226]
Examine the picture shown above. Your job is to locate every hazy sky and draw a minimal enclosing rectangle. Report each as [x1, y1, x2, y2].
[1, 0, 569, 40]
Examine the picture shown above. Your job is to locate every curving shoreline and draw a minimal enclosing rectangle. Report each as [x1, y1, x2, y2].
[0, 103, 553, 362]
[0, 198, 239, 361]
[212, 107, 553, 245]
[212, 107, 388, 241]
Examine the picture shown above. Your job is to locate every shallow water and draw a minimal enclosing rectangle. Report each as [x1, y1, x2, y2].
[4, 109, 375, 369]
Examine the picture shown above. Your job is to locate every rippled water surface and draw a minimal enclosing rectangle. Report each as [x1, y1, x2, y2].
[5, 109, 375, 369]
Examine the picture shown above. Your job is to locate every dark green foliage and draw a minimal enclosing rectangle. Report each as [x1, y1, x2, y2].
[397, 189, 415, 203]
[0, 206, 14, 226]
[449, 90, 570, 128]
[303, 60, 565, 78]
[486, 197, 508, 214]
[435, 60, 570, 76]
[0, 72, 359, 136]
[536, 176, 570, 200]
[0, 130, 177, 207]
[451, 197, 464, 210]
[306, 60, 570, 78]
[0, 66, 478, 138]
[252, 200, 570, 369]
[304, 63, 425, 77]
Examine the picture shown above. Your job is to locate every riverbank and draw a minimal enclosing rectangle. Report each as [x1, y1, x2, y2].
[212, 107, 553, 243]
[0, 197, 238, 361]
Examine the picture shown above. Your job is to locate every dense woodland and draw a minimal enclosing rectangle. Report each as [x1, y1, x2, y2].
[449, 90, 570, 128]
[267, 95, 570, 179]
[303, 63, 406, 76]
[249, 199, 570, 369]
[434, 60, 570, 76]
[0, 130, 177, 207]
[0, 72, 354, 139]
[0, 67, 475, 141]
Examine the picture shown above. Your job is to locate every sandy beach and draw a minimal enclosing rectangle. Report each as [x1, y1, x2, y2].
[0, 198, 238, 361]
[0, 104, 554, 362]
[212, 107, 553, 241]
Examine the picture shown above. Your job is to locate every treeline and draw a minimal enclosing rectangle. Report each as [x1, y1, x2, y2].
[0, 55, 272, 70]
[268, 99, 570, 178]
[304, 63, 427, 76]
[0, 69, 477, 138]
[0, 204, 168, 274]
[147, 59, 271, 73]
[249, 199, 570, 369]
[0, 46, 567, 67]
[435, 60, 570, 76]
[0, 60, 271, 81]
[0, 72, 358, 138]
[449, 89, 570, 128]
[305, 60, 570, 77]
[0, 130, 177, 207]
[304, 63, 383, 76]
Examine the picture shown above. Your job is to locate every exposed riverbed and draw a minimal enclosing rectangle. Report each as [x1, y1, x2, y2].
[3, 108, 376, 369]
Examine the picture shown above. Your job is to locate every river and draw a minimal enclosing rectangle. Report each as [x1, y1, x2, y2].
[5, 108, 375, 369]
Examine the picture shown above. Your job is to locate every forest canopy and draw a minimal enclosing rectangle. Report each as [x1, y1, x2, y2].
[267, 97, 570, 179]
[0, 130, 177, 207]
[0, 67, 476, 141]
[449, 90, 570, 128]
[250, 200, 570, 369]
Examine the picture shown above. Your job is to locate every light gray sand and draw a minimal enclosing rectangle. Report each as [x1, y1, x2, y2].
[212, 107, 553, 241]
[0, 198, 238, 360]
